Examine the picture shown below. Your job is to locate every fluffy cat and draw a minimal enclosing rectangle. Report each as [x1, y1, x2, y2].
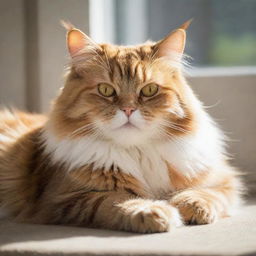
[0, 21, 243, 233]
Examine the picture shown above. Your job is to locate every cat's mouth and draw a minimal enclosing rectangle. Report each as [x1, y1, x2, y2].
[123, 122, 136, 128]
[119, 121, 139, 130]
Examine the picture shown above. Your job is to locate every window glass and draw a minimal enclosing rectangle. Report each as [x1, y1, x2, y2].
[113, 0, 256, 66]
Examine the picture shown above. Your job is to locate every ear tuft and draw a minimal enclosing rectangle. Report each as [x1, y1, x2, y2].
[179, 18, 193, 30]
[154, 19, 192, 60]
[156, 29, 186, 58]
[61, 20, 97, 57]
[60, 20, 75, 31]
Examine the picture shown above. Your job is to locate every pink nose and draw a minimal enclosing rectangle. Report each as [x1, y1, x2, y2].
[121, 107, 136, 117]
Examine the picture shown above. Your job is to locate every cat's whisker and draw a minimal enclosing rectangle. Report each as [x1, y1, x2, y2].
[156, 126, 188, 154]
[156, 127, 188, 152]
[88, 48, 111, 71]
[149, 48, 159, 61]
[161, 119, 193, 131]
[81, 59, 109, 72]
[161, 121, 190, 135]
[158, 124, 204, 155]
[69, 123, 94, 135]
[69, 123, 97, 138]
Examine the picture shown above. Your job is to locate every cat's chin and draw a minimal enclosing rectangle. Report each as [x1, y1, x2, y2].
[105, 126, 150, 148]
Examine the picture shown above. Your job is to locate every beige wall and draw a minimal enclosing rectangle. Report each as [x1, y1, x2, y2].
[36, 0, 90, 112]
[189, 74, 256, 195]
[0, 0, 26, 109]
[0, 0, 89, 112]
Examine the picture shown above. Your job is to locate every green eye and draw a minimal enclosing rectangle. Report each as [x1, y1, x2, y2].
[98, 83, 115, 97]
[141, 83, 158, 97]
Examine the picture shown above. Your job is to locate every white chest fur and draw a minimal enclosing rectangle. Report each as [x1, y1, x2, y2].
[42, 130, 172, 196]
[42, 116, 225, 197]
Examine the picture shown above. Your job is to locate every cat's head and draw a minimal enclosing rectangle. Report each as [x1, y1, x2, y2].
[49, 20, 196, 147]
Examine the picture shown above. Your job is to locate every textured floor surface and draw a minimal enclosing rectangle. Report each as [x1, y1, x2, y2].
[0, 204, 256, 256]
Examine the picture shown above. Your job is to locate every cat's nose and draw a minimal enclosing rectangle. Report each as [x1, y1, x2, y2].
[121, 107, 136, 117]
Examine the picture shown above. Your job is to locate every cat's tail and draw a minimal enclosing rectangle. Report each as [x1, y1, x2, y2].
[0, 108, 47, 218]
[0, 108, 47, 153]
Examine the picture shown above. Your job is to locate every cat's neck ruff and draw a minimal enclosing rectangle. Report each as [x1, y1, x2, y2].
[42, 111, 225, 195]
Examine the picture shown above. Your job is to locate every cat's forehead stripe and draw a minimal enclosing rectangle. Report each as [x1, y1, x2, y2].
[102, 47, 151, 85]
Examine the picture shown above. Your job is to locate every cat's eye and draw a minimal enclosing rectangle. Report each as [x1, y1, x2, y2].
[98, 83, 115, 97]
[141, 83, 159, 97]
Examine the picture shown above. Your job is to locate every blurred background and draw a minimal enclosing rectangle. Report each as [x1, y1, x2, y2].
[92, 0, 256, 66]
[0, 0, 256, 195]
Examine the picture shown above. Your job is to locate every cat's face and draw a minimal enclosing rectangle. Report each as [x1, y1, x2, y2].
[50, 22, 194, 147]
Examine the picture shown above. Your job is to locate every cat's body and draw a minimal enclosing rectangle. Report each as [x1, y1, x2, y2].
[0, 22, 243, 233]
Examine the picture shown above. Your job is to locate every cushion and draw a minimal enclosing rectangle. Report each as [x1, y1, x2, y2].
[0, 203, 256, 256]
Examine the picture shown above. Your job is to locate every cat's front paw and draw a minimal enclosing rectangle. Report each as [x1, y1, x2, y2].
[120, 199, 182, 233]
[171, 191, 219, 225]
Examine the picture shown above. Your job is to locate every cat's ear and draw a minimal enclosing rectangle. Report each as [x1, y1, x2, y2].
[67, 29, 88, 56]
[155, 19, 192, 59]
[62, 21, 97, 57]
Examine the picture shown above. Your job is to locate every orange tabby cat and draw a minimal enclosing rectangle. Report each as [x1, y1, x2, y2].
[0, 21, 243, 233]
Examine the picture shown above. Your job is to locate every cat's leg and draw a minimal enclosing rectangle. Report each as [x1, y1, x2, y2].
[169, 169, 243, 225]
[49, 191, 182, 233]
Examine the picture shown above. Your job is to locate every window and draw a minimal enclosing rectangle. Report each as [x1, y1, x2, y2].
[90, 0, 256, 66]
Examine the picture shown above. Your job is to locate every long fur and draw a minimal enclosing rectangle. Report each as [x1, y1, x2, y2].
[0, 25, 243, 233]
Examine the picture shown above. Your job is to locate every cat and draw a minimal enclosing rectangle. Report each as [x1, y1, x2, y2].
[0, 20, 243, 233]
